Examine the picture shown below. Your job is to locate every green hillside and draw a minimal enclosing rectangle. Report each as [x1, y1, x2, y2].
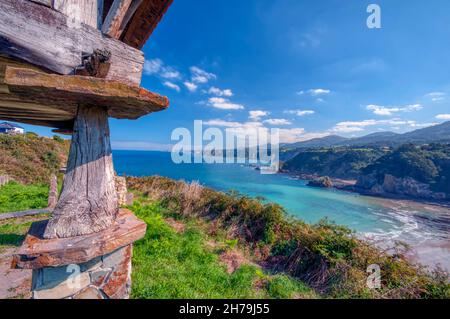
[0, 133, 69, 184]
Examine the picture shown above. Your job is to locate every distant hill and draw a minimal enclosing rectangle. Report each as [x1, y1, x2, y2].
[282, 147, 387, 179]
[285, 135, 349, 149]
[395, 121, 450, 144]
[284, 121, 450, 149]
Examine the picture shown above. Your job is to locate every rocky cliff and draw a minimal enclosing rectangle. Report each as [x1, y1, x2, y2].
[356, 173, 448, 201]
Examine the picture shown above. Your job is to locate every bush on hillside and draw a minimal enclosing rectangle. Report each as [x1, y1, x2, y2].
[0, 133, 69, 184]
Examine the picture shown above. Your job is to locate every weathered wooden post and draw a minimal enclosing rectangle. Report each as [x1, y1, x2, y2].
[0, 0, 173, 299]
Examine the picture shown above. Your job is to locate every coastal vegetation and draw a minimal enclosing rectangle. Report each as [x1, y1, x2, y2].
[0, 182, 48, 213]
[361, 143, 450, 195]
[282, 146, 388, 179]
[127, 176, 449, 299]
[0, 133, 69, 184]
[282, 143, 450, 199]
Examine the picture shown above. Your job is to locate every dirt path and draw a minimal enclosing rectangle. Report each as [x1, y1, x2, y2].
[0, 248, 31, 299]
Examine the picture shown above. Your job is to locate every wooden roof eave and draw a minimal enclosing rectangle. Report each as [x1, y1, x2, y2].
[0, 66, 169, 129]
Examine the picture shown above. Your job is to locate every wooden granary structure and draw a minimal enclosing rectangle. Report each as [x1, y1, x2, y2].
[0, 0, 173, 299]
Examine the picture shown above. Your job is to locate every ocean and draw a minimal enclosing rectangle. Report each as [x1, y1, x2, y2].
[113, 150, 450, 271]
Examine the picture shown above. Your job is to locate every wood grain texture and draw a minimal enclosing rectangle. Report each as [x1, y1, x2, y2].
[13, 209, 146, 268]
[102, 0, 133, 38]
[43, 105, 119, 238]
[53, 0, 103, 29]
[121, 0, 173, 49]
[28, 0, 52, 7]
[0, 66, 169, 127]
[0, 0, 144, 86]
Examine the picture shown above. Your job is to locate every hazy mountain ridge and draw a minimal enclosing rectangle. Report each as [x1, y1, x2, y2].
[284, 121, 450, 149]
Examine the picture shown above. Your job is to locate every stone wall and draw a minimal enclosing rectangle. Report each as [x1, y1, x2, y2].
[0, 175, 12, 187]
[32, 245, 132, 299]
[115, 176, 128, 206]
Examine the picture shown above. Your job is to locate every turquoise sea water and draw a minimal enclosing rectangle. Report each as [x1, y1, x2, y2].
[113, 150, 450, 270]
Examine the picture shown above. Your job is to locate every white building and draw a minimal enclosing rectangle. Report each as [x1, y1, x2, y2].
[0, 122, 25, 134]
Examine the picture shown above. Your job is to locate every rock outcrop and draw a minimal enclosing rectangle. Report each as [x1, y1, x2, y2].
[307, 176, 333, 188]
[356, 174, 448, 200]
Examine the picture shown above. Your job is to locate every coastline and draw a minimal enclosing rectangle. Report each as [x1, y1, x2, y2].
[278, 169, 450, 210]
[275, 170, 450, 272]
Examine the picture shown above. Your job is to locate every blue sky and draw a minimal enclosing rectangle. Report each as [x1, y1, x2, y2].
[15, 0, 450, 150]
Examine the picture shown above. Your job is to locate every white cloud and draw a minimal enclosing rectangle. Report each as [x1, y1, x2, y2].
[409, 122, 438, 128]
[308, 89, 331, 96]
[204, 119, 253, 129]
[163, 81, 180, 92]
[184, 82, 198, 92]
[203, 119, 331, 144]
[436, 114, 450, 120]
[144, 58, 181, 80]
[207, 97, 244, 110]
[263, 119, 292, 126]
[297, 89, 331, 97]
[161, 69, 181, 80]
[190, 66, 216, 84]
[330, 118, 434, 134]
[144, 59, 163, 75]
[366, 104, 422, 116]
[285, 110, 315, 116]
[249, 110, 269, 120]
[427, 92, 446, 102]
[208, 87, 233, 97]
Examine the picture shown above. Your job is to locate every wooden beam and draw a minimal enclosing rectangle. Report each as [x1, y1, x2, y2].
[121, 0, 173, 49]
[0, 0, 144, 86]
[0, 66, 169, 128]
[44, 105, 119, 238]
[102, 0, 133, 39]
[29, 0, 52, 7]
[13, 209, 146, 268]
[53, 0, 103, 29]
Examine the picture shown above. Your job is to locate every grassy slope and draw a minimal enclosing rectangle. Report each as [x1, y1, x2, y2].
[0, 133, 69, 184]
[0, 187, 316, 299]
[131, 202, 316, 299]
[128, 176, 450, 299]
[0, 182, 48, 213]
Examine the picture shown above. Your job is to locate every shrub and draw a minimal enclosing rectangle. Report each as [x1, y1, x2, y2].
[0, 182, 48, 213]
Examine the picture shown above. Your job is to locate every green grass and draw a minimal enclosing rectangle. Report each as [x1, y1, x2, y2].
[267, 275, 314, 299]
[0, 214, 50, 253]
[130, 203, 317, 299]
[0, 182, 48, 213]
[0, 220, 34, 249]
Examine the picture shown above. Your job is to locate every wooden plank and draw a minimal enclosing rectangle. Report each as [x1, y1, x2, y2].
[0, 208, 51, 221]
[121, 0, 173, 49]
[120, 0, 143, 35]
[13, 209, 147, 269]
[28, 0, 52, 7]
[0, 0, 144, 86]
[53, 0, 103, 29]
[102, 0, 133, 38]
[0, 66, 169, 127]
